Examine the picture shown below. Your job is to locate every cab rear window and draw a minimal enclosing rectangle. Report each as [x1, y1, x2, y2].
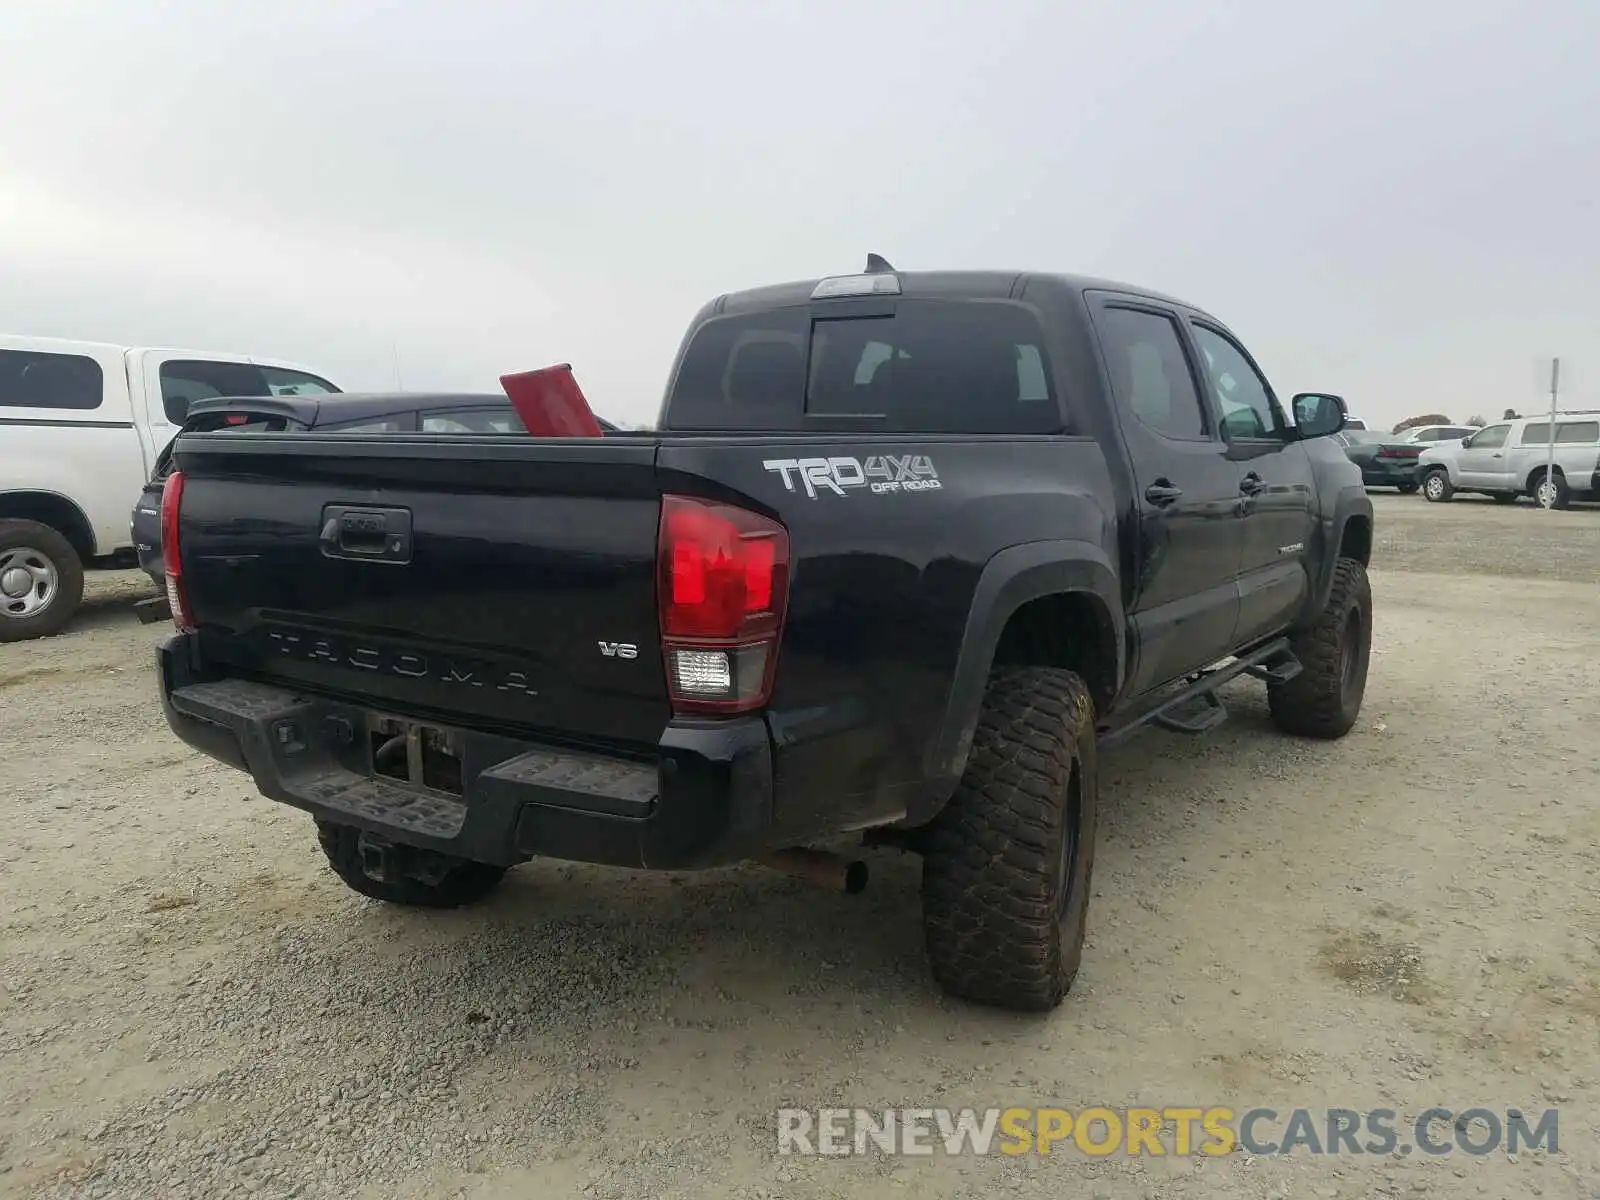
[665, 300, 1059, 434]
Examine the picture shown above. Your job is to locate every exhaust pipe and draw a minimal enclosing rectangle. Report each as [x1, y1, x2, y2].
[756, 847, 868, 894]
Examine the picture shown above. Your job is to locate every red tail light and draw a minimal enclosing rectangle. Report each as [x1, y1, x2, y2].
[160, 470, 195, 633]
[657, 494, 790, 714]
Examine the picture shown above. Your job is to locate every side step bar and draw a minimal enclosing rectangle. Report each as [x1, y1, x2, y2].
[1098, 638, 1300, 750]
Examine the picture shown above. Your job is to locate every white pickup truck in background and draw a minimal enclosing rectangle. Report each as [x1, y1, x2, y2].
[0, 335, 341, 641]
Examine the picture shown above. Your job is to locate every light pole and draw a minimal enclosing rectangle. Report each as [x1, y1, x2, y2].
[1542, 358, 1559, 509]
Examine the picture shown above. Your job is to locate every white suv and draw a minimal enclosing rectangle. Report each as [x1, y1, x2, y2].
[1417, 414, 1600, 508]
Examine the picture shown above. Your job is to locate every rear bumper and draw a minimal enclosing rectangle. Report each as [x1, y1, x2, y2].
[156, 633, 775, 870]
[1360, 461, 1419, 487]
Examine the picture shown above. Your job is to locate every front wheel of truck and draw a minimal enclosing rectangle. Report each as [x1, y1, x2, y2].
[315, 821, 508, 908]
[920, 667, 1099, 1012]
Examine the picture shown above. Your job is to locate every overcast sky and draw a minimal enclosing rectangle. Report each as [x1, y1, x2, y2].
[3, 0, 1595, 430]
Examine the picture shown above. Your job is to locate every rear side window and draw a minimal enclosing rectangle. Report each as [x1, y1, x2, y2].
[0, 349, 104, 411]
[421, 407, 524, 433]
[320, 416, 411, 433]
[1559, 421, 1600, 443]
[1520, 420, 1599, 445]
[1097, 307, 1208, 440]
[666, 300, 1060, 433]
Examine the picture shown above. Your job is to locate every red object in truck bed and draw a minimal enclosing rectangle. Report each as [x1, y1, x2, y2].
[499, 363, 604, 438]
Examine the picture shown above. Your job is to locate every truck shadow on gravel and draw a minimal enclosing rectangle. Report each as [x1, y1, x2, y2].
[59, 681, 1444, 1199]
[51, 581, 161, 636]
[197, 679, 1345, 1042]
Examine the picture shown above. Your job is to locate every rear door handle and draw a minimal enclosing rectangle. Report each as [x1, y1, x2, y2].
[1239, 473, 1266, 496]
[1144, 481, 1183, 507]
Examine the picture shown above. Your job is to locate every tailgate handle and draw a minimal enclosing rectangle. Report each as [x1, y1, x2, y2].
[319, 505, 413, 564]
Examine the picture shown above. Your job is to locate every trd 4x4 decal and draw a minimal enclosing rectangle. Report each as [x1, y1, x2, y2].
[762, 455, 942, 499]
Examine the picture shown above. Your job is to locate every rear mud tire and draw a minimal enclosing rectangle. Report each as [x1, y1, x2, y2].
[1532, 471, 1571, 510]
[315, 821, 507, 908]
[920, 667, 1098, 1012]
[1268, 557, 1372, 740]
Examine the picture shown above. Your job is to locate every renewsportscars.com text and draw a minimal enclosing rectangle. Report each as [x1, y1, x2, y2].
[776, 1106, 1560, 1158]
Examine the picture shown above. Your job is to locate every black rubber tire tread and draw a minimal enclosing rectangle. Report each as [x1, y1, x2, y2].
[1396, 483, 1419, 495]
[921, 667, 1098, 1012]
[1268, 557, 1372, 740]
[1533, 470, 1571, 510]
[315, 821, 507, 908]
[0, 519, 85, 643]
[1421, 469, 1453, 502]
[1491, 492, 1517, 505]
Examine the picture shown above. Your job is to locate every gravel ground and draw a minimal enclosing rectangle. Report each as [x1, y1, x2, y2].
[2, 492, 1597, 1200]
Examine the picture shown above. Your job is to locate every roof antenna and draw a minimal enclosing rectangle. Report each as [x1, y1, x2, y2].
[864, 253, 895, 274]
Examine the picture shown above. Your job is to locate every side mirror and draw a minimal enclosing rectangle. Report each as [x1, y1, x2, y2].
[1291, 392, 1347, 439]
[1460, 435, 1473, 447]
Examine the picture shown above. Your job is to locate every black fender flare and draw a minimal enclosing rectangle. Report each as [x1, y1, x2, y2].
[921, 540, 1123, 803]
[1307, 484, 1373, 619]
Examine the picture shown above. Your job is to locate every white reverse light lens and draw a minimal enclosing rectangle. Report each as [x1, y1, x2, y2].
[671, 649, 732, 696]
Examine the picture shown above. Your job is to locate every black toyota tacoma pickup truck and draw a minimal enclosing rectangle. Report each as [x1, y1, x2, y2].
[152, 261, 1373, 1012]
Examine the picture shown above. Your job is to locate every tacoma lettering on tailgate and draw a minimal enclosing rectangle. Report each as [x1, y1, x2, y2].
[263, 628, 538, 695]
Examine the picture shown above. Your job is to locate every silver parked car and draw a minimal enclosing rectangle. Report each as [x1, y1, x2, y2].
[1417, 413, 1600, 508]
[1401, 423, 1479, 444]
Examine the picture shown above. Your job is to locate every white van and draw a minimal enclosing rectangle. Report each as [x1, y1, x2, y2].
[0, 335, 340, 640]
[1416, 411, 1600, 508]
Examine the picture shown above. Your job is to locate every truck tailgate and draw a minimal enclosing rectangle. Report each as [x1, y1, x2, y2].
[173, 434, 670, 747]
